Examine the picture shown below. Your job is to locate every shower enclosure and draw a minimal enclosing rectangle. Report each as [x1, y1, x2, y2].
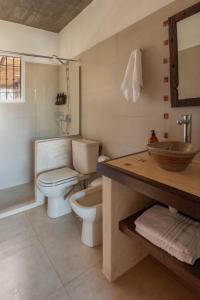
[0, 52, 80, 217]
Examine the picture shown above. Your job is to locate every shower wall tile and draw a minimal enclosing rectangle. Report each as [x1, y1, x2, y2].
[0, 63, 59, 189]
[35, 137, 73, 175]
[58, 63, 80, 136]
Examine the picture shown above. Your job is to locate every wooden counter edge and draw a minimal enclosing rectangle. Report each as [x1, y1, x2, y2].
[97, 154, 200, 221]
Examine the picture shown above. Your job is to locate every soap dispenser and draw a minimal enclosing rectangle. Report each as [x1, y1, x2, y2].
[148, 130, 159, 144]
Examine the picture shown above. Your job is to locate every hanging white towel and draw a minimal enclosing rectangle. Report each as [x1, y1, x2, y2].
[121, 49, 143, 103]
[135, 205, 200, 265]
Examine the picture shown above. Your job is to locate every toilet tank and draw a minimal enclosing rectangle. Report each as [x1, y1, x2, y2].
[72, 139, 99, 174]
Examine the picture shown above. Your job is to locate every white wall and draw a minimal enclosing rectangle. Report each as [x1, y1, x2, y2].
[59, 0, 175, 58]
[0, 20, 58, 57]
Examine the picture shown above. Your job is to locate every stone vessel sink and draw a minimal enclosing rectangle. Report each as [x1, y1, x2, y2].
[147, 141, 200, 171]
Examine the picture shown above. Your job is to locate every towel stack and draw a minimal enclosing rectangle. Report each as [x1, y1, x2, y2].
[135, 205, 200, 265]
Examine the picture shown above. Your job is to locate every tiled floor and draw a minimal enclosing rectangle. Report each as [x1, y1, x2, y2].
[0, 183, 34, 211]
[0, 205, 198, 300]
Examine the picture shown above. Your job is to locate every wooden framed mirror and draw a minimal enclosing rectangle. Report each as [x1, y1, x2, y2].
[169, 2, 200, 107]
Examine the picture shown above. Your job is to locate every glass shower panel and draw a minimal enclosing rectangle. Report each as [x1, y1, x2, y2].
[0, 61, 60, 211]
[0, 59, 80, 212]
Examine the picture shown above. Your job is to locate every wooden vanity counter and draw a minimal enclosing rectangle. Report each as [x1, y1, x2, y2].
[97, 151, 200, 293]
[97, 151, 200, 220]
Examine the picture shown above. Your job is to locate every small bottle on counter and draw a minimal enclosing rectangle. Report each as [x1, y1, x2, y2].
[148, 130, 159, 144]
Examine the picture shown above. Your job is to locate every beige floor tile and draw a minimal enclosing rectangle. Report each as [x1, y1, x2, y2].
[45, 287, 70, 300]
[27, 206, 102, 285]
[0, 212, 33, 244]
[0, 183, 34, 211]
[25, 204, 51, 227]
[26, 206, 81, 247]
[0, 242, 62, 300]
[66, 257, 198, 300]
[25, 204, 52, 228]
[47, 240, 102, 285]
[0, 229, 37, 261]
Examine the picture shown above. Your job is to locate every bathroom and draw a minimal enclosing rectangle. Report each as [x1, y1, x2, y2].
[0, 0, 200, 299]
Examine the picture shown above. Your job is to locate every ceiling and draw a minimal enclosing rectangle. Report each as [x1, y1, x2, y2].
[0, 0, 94, 33]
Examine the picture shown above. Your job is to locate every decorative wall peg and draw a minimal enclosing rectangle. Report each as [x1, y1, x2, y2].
[164, 132, 169, 139]
[163, 40, 169, 46]
[163, 95, 169, 101]
[164, 77, 169, 83]
[163, 58, 168, 64]
[164, 113, 169, 119]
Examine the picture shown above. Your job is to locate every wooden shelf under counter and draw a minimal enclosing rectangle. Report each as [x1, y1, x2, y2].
[119, 206, 200, 293]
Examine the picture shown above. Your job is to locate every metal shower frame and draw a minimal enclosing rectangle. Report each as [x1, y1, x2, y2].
[0, 49, 79, 63]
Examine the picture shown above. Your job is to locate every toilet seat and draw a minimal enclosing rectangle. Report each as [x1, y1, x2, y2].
[38, 167, 78, 187]
[38, 178, 78, 187]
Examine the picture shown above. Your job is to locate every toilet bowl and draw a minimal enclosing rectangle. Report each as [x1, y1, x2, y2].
[37, 138, 100, 218]
[70, 186, 102, 247]
[70, 180, 102, 247]
[37, 167, 78, 218]
[69, 155, 110, 247]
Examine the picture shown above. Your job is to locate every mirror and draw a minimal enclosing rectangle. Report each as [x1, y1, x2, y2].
[177, 12, 200, 100]
[169, 3, 200, 107]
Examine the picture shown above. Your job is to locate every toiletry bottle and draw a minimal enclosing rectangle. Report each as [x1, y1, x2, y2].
[58, 94, 61, 105]
[149, 130, 159, 144]
[56, 94, 59, 105]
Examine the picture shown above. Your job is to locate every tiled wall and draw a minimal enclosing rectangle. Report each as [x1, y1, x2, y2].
[58, 63, 80, 136]
[35, 137, 72, 175]
[0, 63, 59, 189]
[78, 0, 200, 158]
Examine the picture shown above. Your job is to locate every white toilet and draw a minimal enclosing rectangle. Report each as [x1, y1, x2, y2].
[37, 139, 99, 218]
[69, 152, 110, 247]
[70, 178, 103, 247]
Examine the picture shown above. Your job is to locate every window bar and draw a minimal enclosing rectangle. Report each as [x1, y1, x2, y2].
[0, 58, 2, 102]
[13, 56, 14, 101]
[6, 56, 7, 102]
[19, 57, 21, 99]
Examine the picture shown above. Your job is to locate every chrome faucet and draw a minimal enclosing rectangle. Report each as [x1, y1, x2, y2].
[177, 114, 192, 143]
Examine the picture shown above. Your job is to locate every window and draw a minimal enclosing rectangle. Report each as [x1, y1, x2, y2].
[0, 55, 23, 103]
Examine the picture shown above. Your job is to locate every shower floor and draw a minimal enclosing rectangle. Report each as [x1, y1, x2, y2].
[0, 183, 35, 211]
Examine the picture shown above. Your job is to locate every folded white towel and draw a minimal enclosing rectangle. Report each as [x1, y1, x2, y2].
[135, 205, 200, 264]
[121, 49, 143, 103]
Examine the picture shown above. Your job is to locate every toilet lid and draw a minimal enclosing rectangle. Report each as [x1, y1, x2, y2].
[38, 167, 78, 184]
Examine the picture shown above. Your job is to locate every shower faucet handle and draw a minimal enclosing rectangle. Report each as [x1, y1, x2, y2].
[177, 114, 192, 125]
